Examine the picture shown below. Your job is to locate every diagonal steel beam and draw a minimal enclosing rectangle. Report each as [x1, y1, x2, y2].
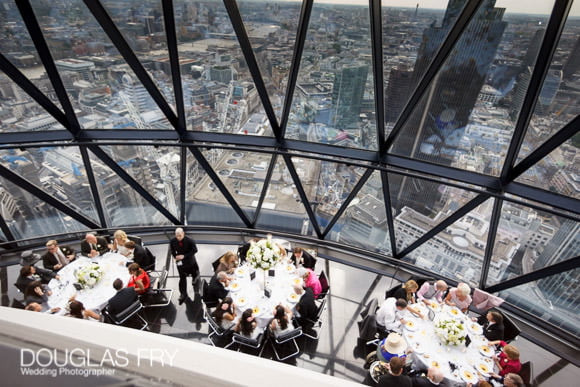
[83, 0, 179, 129]
[369, 0, 386, 152]
[179, 147, 187, 224]
[322, 168, 373, 238]
[0, 164, 100, 229]
[188, 147, 252, 228]
[16, 0, 81, 136]
[252, 154, 278, 227]
[381, 171, 398, 257]
[80, 147, 107, 228]
[384, 0, 484, 152]
[282, 154, 322, 238]
[0, 215, 17, 249]
[504, 182, 580, 215]
[479, 197, 503, 289]
[223, 0, 280, 140]
[279, 0, 314, 140]
[89, 145, 180, 225]
[500, 0, 573, 183]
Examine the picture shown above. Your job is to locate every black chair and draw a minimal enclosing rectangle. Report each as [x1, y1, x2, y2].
[301, 297, 327, 340]
[499, 310, 521, 342]
[385, 283, 402, 299]
[142, 269, 173, 308]
[127, 234, 143, 246]
[318, 270, 330, 300]
[201, 279, 218, 308]
[211, 256, 222, 272]
[268, 326, 302, 361]
[102, 299, 148, 330]
[519, 361, 533, 387]
[232, 330, 265, 356]
[204, 305, 235, 348]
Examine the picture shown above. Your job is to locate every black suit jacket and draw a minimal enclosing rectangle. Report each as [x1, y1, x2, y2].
[483, 321, 505, 342]
[169, 236, 198, 268]
[411, 375, 449, 387]
[377, 373, 412, 387]
[42, 246, 75, 271]
[107, 287, 138, 316]
[133, 245, 155, 271]
[290, 250, 317, 269]
[15, 267, 56, 293]
[297, 287, 317, 321]
[80, 237, 110, 256]
[206, 275, 228, 304]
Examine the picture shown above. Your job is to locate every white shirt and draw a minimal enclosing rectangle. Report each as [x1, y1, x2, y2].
[376, 297, 406, 331]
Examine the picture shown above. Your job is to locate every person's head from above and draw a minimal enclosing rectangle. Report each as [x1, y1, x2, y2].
[293, 284, 304, 295]
[435, 280, 448, 292]
[124, 240, 136, 252]
[487, 310, 503, 324]
[221, 251, 237, 265]
[68, 300, 85, 318]
[20, 265, 35, 277]
[25, 302, 42, 312]
[383, 332, 407, 354]
[297, 267, 309, 280]
[45, 240, 59, 254]
[24, 280, 43, 297]
[216, 271, 229, 284]
[503, 373, 524, 387]
[274, 304, 286, 319]
[395, 298, 408, 311]
[219, 297, 233, 311]
[128, 263, 142, 276]
[112, 278, 124, 291]
[113, 230, 127, 242]
[239, 308, 255, 335]
[85, 233, 97, 244]
[502, 344, 520, 361]
[457, 282, 471, 299]
[403, 279, 419, 293]
[427, 366, 444, 383]
[293, 247, 303, 258]
[175, 227, 185, 241]
[478, 382, 492, 387]
[389, 356, 406, 375]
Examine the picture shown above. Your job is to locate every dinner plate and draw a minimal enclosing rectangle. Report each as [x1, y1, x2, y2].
[479, 345, 494, 357]
[292, 277, 303, 286]
[252, 306, 261, 315]
[468, 322, 483, 335]
[229, 282, 242, 292]
[430, 360, 441, 369]
[285, 265, 295, 273]
[476, 362, 492, 375]
[287, 293, 300, 303]
[447, 307, 462, 318]
[426, 301, 441, 312]
[235, 267, 247, 277]
[236, 296, 248, 307]
[404, 320, 418, 331]
[460, 368, 478, 384]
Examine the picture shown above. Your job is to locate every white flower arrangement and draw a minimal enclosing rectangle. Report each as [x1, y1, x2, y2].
[435, 318, 467, 346]
[75, 263, 103, 288]
[246, 238, 281, 271]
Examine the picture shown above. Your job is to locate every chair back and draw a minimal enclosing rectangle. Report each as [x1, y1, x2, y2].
[519, 361, 533, 387]
[274, 327, 302, 343]
[206, 306, 224, 334]
[212, 256, 221, 272]
[127, 234, 143, 246]
[110, 299, 143, 324]
[500, 310, 521, 342]
[315, 297, 327, 321]
[319, 270, 330, 299]
[232, 332, 263, 348]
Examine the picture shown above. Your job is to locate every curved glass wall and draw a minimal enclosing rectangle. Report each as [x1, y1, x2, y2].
[0, 0, 578, 342]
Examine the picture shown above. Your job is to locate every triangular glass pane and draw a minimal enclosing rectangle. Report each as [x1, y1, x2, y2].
[402, 198, 495, 287]
[29, 0, 173, 129]
[326, 170, 391, 255]
[0, 174, 89, 240]
[0, 147, 99, 223]
[185, 148, 246, 227]
[515, 0, 580, 163]
[0, 74, 66, 132]
[487, 201, 579, 287]
[389, 172, 479, 252]
[237, 0, 301, 121]
[255, 155, 311, 234]
[390, 1, 553, 176]
[290, 155, 368, 231]
[87, 148, 171, 226]
[285, 1, 377, 150]
[174, 1, 273, 136]
[100, 145, 181, 219]
[496, 268, 579, 337]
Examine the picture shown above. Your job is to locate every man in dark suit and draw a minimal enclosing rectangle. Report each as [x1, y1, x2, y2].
[478, 310, 505, 341]
[169, 228, 200, 304]
[107, 278, 138, 316]
[410, 366, 447, 387]
[42, 240, 75, 272]
[205, 271, 230, 306]
[377, 357, 412, 387]
[290, 247, 317, 269]
[15, 265, 59, 293]
[80, 233, 109, 257]
[124, 241, 155, 271]
[294, 285, 318, 331]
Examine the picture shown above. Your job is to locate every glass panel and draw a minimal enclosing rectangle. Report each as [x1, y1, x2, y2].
[255, 155, 311, 234]
[199, 148, 272, 220]
[389, 172, 479, 251]
[0, 174, 88, 240]
[185, 149, 246, 227]
[326, 170, 391, 255]
[390, 1, 553, 176]
[402, 198, 495, 287]
[0, 147, 99, 222]
[290, 155, 368, 231]
[286, 1, 377, 150]
[498, 268, 580, 337]
[88, 148, 171, 226]
[30, 0, 173, 129]
[237, 0, 301, 121]
[174, 0, 273, 135]
[487, 201, 579, 286]
[101, 145, 181, 219]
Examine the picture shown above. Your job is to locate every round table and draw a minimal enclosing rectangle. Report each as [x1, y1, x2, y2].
[228, 261, 303, 328]
[47, 253, 131, 314]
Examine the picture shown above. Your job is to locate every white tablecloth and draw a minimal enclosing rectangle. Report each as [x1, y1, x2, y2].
[228, 261, 302, 328]
[402, 303, 496, 386]
[47, 253, 131, 314]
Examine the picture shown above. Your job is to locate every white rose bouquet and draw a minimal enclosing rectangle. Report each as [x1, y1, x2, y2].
[75, 263, 103, 288]
[246, 238, 281, 271]
[435, 318, 467, 346]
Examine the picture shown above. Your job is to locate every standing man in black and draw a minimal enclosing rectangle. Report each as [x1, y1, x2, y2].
[170, 228, 200, 304]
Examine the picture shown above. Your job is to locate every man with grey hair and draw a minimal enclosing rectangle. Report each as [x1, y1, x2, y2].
[417, 280, 448, 304]
[206, 271, 230, 306]
[411, 366, 447, 386]
[169, 227, 199, 304]
[80, 233, 109, 257]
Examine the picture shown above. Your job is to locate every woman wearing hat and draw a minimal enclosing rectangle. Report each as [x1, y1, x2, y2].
[377, 332, 409, 362]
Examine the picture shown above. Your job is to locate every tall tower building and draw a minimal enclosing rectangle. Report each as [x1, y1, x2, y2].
[385, 66, 413, 123]
[331, 63, 368, 129]
[533, 219, 580, 271]
[563, 35, 580, 80]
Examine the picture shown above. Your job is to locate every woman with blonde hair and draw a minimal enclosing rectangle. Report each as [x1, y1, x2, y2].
[112, 230, 131, 257]
[445, 282, 472, 313]
[393, 279, 419, 303]
[215, 251, 237, 274]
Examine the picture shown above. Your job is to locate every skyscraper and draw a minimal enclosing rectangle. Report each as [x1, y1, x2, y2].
[385, 65, 413, 123]
[331, 63, 368, 129]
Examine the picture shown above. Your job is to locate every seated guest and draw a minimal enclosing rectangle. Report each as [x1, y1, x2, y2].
[393, 280, 419, 303]
[376, 298, 423, 333]
[24, 280, 51, 306]
[376, 356, 412, 387]
[411, 366, 446, 387]
[212, 297, 237, 330]
[107, 278, 138, 316]
[67, 299, 100, 320]
[42, 240, 75, 271]
[235, 308, 260, 339]
[376, 332, 409, 363]
[502, 373, 524, 387]
[80, 233, 109, 257]
[488, 341, 521, 377]
[111, 230, 131, 257]
[206, 271, 230, 305]
[445, 282, 472, 313]
[270, 304, 293, 336]
[290, 247, 317, 269]
[24, 302, 60, 314]
[215, 251, 237, 274]
[297, 267, 322, 298]
[294, 285, 318, 330]
[477, 310, 504, 341]
[125, 241, 155, 271]
[417, 280, 448, 304]
[237, 238, 259, 263]
[127, 263, 150, 295]
[15, 265, 59, 293]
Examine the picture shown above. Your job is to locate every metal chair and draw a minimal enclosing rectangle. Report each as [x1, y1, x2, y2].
[519, 361, 534, 387]
[142, 269, 173, 308]
[102, 299, 148, 330]
[318, 270, 330, 300]
[231, 330, 265, 356]
[269, 326, 302, 361]
[302, 297, 327, 340]
[204, 305, 235, 348]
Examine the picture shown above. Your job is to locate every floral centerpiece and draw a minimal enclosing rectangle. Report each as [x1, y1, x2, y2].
[435, 318, 467, 346]
[75, 263, 103, 288]
[246, 237, 281, 271]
